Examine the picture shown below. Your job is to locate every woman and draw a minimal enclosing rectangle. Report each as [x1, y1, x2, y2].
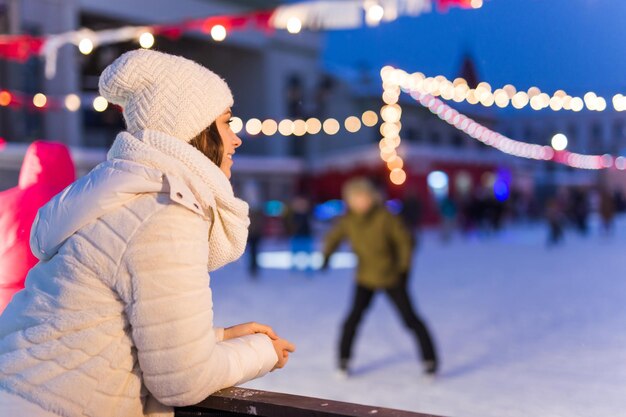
[322, 178, 437, 376]
[0, 49, 295, 417]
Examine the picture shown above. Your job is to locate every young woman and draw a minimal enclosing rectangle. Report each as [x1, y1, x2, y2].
[0, 49, 295, 417]
[322, 178, 437, 376]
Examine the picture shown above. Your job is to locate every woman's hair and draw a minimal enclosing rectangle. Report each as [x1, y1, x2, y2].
[189, 122, 223, 166]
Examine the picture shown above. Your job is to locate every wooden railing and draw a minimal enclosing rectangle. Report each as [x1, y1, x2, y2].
[175, 387, 443, 417]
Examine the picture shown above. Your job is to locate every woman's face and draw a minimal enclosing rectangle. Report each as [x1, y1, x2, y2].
[216, 108, 242, 179]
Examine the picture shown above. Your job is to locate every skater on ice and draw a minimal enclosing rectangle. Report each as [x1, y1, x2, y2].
[322, 178, 438, 377]
[0, 50, 295, 416]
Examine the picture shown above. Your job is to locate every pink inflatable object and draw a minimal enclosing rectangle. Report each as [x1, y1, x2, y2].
[0, 141, 75, 313]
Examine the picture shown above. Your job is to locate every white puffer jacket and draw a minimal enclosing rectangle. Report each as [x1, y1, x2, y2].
[0, 130, 278, 417]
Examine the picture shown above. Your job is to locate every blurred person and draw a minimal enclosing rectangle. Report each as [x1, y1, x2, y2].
[400, 190, 424, 247]
[439, 195, 458, 242]
[0, 50, 295, 417]
[247, 205, 265, 278]
[599, 188, 616, 235]
[284, 195, 315, 274]
[0, 141, 75, 314]
[569, 188, 590, 236]
[546, 196, 565, 245]
[322, 178, 438, 377]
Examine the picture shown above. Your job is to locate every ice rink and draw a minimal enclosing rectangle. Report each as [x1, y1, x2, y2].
[210, 217, 626, 417]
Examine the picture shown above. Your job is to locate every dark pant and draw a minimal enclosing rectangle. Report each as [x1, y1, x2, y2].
[247, 236, 260, 277]
[339, 282, 437, 363]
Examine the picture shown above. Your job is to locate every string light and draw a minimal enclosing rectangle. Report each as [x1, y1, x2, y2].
[210, 25, 227, 41]
[383, 67, 613, 112]
[138, 32, 155, 49]
[64, 94, 81, 112]
[78, 38, 94, 55]
[33, 93, 47, 108]
[383, 66, 615, 171]
[93, 96, 108, 112]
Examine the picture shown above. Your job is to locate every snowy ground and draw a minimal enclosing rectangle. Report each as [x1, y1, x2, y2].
[210, 216, 626, 417]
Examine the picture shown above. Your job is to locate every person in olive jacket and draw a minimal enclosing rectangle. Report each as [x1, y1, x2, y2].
[322, 178, 438, 376]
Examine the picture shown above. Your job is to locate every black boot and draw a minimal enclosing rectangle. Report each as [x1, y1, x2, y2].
[423, 359, 438, 375]
[337, 358, 350, 378]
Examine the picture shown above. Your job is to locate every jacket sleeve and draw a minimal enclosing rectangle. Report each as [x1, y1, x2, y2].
[122, 204, 278, 407]
[387, 212, 413, 274]
[322, 216, 347, 260]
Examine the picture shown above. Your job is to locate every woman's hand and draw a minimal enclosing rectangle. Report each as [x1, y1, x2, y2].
[223, 322, 278, 341]
[271, 337, 296, 371]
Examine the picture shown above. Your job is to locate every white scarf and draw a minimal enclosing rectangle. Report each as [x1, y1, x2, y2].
[108, 130, 250, 271]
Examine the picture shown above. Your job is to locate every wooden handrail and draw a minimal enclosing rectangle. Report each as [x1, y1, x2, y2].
[176, 387, 444, 417]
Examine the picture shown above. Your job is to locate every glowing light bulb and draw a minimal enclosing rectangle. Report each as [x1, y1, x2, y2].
[512, 92, 529, 109]
[390, 168, 407, 185]
[211, 25, 227, 41]
[571, 97, 584, 112]
[64, 94, 81, 111]
[471, 0, 483, 8]
[362, 110, 379, 127]
[323, 118, 340, 135]
[293, 119, 307, 136]
[551, 133, 568, 151]
[366, 4, 385, 26]
[0, 90, 12, 107]
[387, 156, 404, 170]
[78, 38, 94, 55]
[286, 17, 302, 34]
[139, 32, 155, 49]
[344, 116, 362, 133]
[245, 118, 262, 135]
[93, 96, 108, 112]
[33, 93, 47, 108]
[230, 117, 243, 134]
[278, 119, 295, 136]
[306, 118, 322, 134]
[261, 119, 278, 136]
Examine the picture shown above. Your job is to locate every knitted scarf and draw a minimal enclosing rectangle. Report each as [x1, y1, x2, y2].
[108, 129, 250, 271]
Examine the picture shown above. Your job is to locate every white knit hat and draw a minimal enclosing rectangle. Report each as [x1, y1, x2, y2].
[99, 49, 233, 142]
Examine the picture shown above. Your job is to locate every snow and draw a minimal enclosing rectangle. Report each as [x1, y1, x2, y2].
[210, 216, 626, 417]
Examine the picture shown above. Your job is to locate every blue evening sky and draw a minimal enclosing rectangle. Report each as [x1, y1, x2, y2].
[322, 0, 626, 96]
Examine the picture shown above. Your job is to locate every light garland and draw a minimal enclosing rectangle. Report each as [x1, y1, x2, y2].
[230, 111, 378, 137]
[384, 67, 624, 112]
[380, 66, 624, 178]
[0, 87, 380, 136]
[0, 0, 480, 79]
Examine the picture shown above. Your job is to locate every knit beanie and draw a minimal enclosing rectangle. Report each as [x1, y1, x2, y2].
[99, 49, 233, 142]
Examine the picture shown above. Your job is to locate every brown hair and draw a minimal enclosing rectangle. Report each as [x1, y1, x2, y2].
[189, 122, 223, 166]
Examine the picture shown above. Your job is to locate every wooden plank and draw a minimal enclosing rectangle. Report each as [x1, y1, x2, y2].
[177, 387, 444, 417]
